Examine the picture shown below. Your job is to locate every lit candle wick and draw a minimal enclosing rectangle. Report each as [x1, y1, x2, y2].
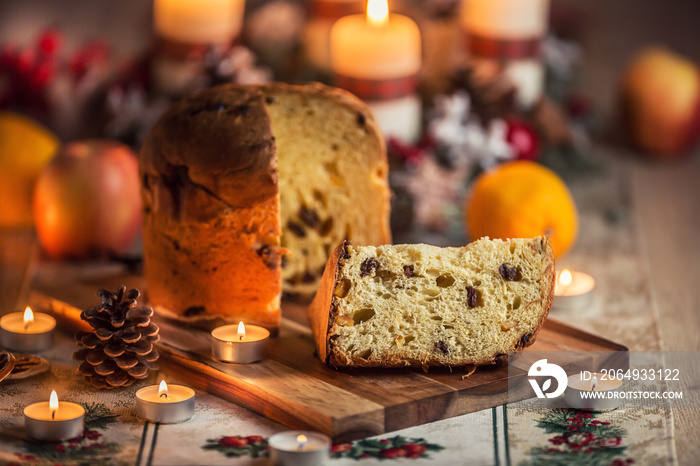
[23, 306, 34, 331]
[558, 269, 573, 295]
[158, 380, 169, 399]
[366, 0, 389, 27]
[297, 434, 308, 451]
[49, 390, 58, 420]
[591, 376, 598, 392]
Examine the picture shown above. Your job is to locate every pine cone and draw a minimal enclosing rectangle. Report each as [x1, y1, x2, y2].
[451, 63, 517, 124]
[74, 285, 159, 389]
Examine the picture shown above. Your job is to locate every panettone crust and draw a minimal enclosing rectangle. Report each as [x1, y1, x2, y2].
[141, 82, 390, 328]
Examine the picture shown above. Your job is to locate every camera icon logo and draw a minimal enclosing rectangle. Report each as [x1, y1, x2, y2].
[528, 359, 568, 399]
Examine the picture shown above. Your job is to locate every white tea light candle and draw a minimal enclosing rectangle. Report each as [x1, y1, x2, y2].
[24, 390, 85, 441]
[552, 269, 595, 310]
[135, 380, 195, 423]
[564, 372, 623, 411]
[0, 307, 56, 352]
[211, 322, 269, 364]
[330, 0, 422, 142]
[269, 431, 331, 466]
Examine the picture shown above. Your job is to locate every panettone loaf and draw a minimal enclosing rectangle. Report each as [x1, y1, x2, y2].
[140, 83, 391, 328]
[308, 237, 554, 368]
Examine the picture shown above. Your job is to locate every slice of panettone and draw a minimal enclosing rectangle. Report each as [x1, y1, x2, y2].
[308, 237, 555, 368]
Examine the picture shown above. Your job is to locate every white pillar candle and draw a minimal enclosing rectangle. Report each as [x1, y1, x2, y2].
[461, 0, 550, 109]
[269, 431, 331, 466]
[135, 380, 195, 423]
[154, 0, 246, 45]
[0, 307, 55, 352]
[211, 322, 270, 364]
[552, 269, 595, 310]
[330, 0, 422, 143]
[24, 390, 85, 441]
[564, 372, 623, 411]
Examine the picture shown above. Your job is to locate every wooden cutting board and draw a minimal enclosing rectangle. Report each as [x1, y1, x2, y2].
[28, 267, 627, 442]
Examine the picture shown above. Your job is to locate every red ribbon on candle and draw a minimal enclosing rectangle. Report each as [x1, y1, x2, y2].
[156, 35, 241, 61]
[309, 0, 364, 20]
[466, 33, 542, 60]
[334, 74, 418, 101]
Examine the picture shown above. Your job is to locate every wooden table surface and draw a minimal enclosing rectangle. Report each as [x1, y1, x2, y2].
[1, 0, 699, 463]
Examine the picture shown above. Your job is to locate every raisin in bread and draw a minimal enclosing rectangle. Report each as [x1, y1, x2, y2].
[140, 82, 391, 329]
[308, 237, 554, 367]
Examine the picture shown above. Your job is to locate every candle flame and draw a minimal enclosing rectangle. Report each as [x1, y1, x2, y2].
[23, 306, 34, 330]
[238, 321, 245, 341]
[49, 390, 58, 419]
[591, 376, 598, 392]
[297, 434, 308, 450]
[158, 380, 169, 398]
[366, 0, 389, 27]
[559, 269, 572, 287]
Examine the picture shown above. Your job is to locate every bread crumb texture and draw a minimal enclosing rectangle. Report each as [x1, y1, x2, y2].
[328, 237, 554, 367]
[264, 87, 390, 298]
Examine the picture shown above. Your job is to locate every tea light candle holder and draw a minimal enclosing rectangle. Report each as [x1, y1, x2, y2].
[1, 307, 56, 352]
[211, 322, 269, 364]
[135, 380, 195, 423]
[24, 390, 85, 441]
[553, 269, 595, 310]
[269, 431, 331, 466]
[564, 372, 623, 411]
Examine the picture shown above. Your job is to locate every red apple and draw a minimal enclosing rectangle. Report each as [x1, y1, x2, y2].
[621, 47, 700, 158]
[33, 140, 141, 259]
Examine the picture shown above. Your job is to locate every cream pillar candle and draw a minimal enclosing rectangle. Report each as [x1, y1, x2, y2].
[330, 0, 422, 143]
[303, 0, 364, 73]
[461, 0, 550, 109]
[154, 0, 245, 45]
[151, 0, 246, 97]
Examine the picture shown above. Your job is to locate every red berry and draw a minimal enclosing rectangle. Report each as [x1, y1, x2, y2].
[246, 435, 264, 443]
[15, 49, 35, 75]
[37, 28, 62, 57]
[30, 61, 55, 88]
[69, 53, 88, 80]
[505, 117, 540, 161]
[404, 443, 427, 455]
[0, 44, 18, 71]
[218, 436, 248, 447]
[379, 447, 407, 458]
[330, 443, 353, 453]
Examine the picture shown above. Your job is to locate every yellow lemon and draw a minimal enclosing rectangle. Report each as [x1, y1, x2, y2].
[0, 113, 60, 228]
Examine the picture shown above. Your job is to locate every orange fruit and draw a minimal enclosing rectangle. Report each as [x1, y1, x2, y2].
[0, 112, 60, 228]
[465, 161, 578, 258]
